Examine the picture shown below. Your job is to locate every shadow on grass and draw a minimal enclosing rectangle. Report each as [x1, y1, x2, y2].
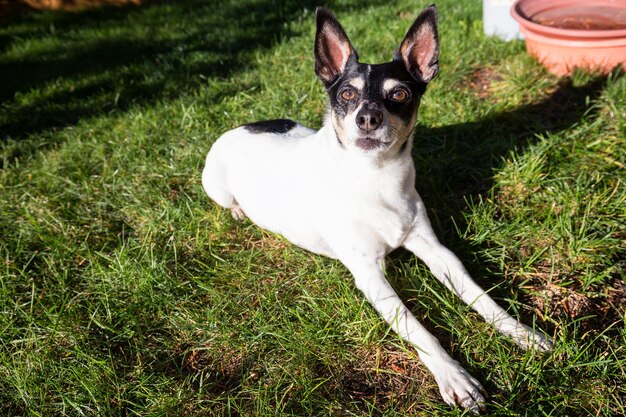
[390, 74, 610, 339]
[0, 0, 322, 142]
[389, 75, 609, 270]
[418, 76, 606, 207]
[0, 0, 398, 146]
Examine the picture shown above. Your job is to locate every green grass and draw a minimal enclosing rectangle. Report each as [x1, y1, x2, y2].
[1, 0, 625, 415]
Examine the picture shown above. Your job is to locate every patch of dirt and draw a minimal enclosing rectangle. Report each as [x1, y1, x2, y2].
[528, 281, 591, 319]
[525, 274, 626, 332]
[496, 182, 540, 208]
[505, 232, 626, 337]
[183, 344, 258, 394]
[467, 67, 503, 99]
[320, 344, 435, 412]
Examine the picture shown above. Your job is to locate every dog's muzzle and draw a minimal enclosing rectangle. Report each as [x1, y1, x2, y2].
[356, 106, 383, 133]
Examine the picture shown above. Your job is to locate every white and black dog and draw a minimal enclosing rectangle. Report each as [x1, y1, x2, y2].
[202, 5, 552, 413]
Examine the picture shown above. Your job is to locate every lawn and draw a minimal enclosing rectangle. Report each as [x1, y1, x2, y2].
[1, 0, 625, 415]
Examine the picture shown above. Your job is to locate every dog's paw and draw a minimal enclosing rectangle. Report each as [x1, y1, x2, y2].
[436, 364, 486, 415]
[230, 203, 245, 221]
[515, 325, 554, 352]
[530, 330, 554, 352]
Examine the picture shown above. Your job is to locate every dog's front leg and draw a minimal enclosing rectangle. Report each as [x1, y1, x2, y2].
[402, 200, 553, 351]
[336, 245, 486, 413]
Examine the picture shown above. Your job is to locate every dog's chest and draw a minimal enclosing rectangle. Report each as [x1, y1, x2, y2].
[327, 166, 418, 250]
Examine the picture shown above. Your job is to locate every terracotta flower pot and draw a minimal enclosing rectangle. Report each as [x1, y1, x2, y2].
[511, 0, 626, 75]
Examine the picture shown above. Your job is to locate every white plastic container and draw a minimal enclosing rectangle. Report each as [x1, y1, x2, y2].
[483, 0, 522, 40]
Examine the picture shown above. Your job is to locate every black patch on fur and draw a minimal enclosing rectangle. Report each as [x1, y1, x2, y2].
[313, 6, 439, 150]
[243, 119, 297, 134]
[327, 60, 426, 130]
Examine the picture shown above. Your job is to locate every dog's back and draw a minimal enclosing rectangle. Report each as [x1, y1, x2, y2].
[202, 119, 315, 207]
[202, 120, 337, 253]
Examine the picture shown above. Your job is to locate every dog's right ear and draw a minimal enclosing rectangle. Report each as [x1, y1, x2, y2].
[314, 8, 358, 87]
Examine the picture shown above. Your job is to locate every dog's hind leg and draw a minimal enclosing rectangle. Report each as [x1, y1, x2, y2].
[202, 154, 246, 221]
[230, 201, 246, 221]
[202, 144, 236, 210]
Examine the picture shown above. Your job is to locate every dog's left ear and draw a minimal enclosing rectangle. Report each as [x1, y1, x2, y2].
[314, 8, 358, 86]
[394, 4, 440, 83]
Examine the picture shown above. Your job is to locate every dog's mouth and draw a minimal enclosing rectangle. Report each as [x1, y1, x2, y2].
[355, 137, 388, 150]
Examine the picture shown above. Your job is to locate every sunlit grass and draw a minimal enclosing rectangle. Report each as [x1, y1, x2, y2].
[1, 0, 624, 415]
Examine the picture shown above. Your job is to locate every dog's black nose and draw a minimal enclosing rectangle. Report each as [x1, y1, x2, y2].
[356, 107, 383, 132]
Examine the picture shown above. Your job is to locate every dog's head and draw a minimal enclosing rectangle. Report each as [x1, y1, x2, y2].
[314, 5, 439, 155]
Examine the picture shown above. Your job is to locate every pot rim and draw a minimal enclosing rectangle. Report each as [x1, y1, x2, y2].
[520, 25, 626, 47]
[511, 0, 626, 39]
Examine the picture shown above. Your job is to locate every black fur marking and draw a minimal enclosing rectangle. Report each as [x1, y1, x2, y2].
[244, 119, 297, 134]
[327, 60, 426, 131]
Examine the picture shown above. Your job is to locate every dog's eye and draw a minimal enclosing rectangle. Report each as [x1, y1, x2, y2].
[391, 89, 410, 103]
[340, 87, 356, 101]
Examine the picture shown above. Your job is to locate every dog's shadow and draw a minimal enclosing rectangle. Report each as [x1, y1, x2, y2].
[415, 75, 608, 210]
[388, 73, 610, 337]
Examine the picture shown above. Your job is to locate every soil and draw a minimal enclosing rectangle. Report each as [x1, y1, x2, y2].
[468, 67, 503, 99]
[534, 15, 626, 30]
[531, 6, 626, 31]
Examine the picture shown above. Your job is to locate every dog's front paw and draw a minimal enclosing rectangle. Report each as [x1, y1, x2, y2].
[435, 363, 486, 415]
[515, 325, 554, 352]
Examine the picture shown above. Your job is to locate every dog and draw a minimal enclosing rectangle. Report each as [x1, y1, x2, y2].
[202, 5, 552, 413]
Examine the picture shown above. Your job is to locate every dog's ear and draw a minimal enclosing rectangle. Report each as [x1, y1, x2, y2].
[394, 4, 439, 83]
[314, 8, 358, 86]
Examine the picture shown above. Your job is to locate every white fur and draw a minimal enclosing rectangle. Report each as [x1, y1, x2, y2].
[348, 77, 365, 90]
[382, 78, 403, 92]
[202, 119, 552, 413]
